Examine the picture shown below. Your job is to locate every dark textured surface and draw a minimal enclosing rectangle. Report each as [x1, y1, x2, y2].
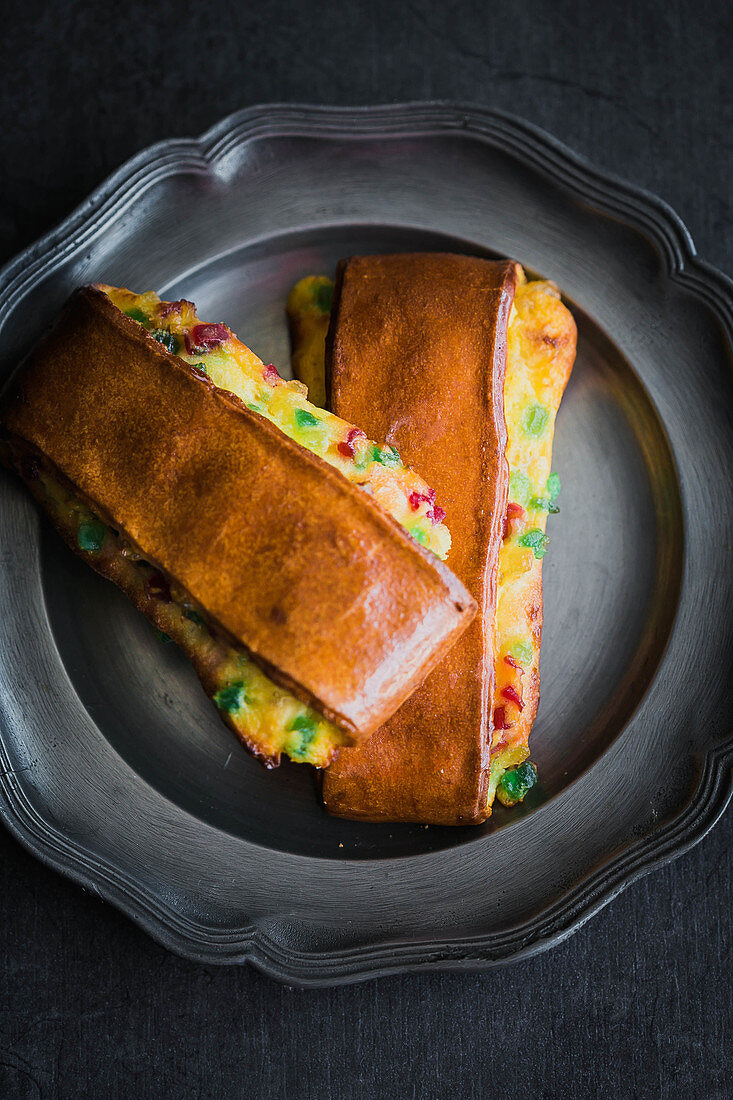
[1, 1, 731, 1097]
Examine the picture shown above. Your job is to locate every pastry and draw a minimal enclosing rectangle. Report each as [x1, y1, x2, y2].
[288, 253, 576, 822]
[0, 285, 475, 765]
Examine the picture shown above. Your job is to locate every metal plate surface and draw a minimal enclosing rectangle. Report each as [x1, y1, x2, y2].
[0, 103, 730, 985]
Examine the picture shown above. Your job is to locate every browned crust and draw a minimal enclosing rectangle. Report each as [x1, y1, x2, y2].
[1, 440, 284, 768]
[322, 253, 520, 824]
[0, 286, 476, 741]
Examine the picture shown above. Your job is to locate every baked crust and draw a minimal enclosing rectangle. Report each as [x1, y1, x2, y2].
[0, 286, 476, 742]
[322, 253, 520, 823]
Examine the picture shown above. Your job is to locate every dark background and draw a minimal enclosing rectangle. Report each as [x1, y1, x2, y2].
[2, 1, 731, 1097]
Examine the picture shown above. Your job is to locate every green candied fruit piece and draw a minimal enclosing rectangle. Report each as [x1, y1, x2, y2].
[508, 470, 531, 506]
[522, 403, 549, 437]
[371, 443, 402, 468]
[518, 529, 550, 559]
[288, 714, 318, 759]
[546, 471, 562, 501]
[183, 609, 206, 627]
[151, 329, 182, 355]
[155, 630, 173, 645]
[314, 280, 334, 314]
[410, 524, 429, 547]
[510, 639, 534, 666]
[213, 681, 251, 714]
[530, 495, 559, 514]
[294, 408, 322, 430]
[246, 401, 265, 414]
[77, 520, 106, 553]
[497, 761, 538, 807]
[124, 308, 149, 325]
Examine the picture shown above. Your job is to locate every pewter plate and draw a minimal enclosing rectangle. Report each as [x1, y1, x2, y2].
[0, 104, 731, 985]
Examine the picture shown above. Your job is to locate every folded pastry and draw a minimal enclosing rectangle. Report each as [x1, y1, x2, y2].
[287, 253, 576, 823]
[0, 285, 475, 765]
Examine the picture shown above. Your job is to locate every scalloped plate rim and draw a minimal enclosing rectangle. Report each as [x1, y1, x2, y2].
[0, 101, 730, 986]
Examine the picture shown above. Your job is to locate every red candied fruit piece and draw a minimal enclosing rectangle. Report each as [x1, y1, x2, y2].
[262, 363, 282, 386]
[160, 300, 183, 319]
[184, 323, 230, 353]
[503, 501, 526, 539]
[408, 487, 445, 524]
[337, 427, 366, 458]
[493, 705, 510, 731]
[408, 488, 437, 511]
[501, 684, 525, 711]
[504, 655, 522, 671]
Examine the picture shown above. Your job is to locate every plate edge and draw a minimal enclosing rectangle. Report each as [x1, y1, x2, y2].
[0, 100, 731, 985]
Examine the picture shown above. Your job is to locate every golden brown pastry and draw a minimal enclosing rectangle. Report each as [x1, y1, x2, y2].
[0, 285, 476, 752]
[322, 253, 520, 824]
[91, 285, 456, 766]
[288, 255, 577, 823]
